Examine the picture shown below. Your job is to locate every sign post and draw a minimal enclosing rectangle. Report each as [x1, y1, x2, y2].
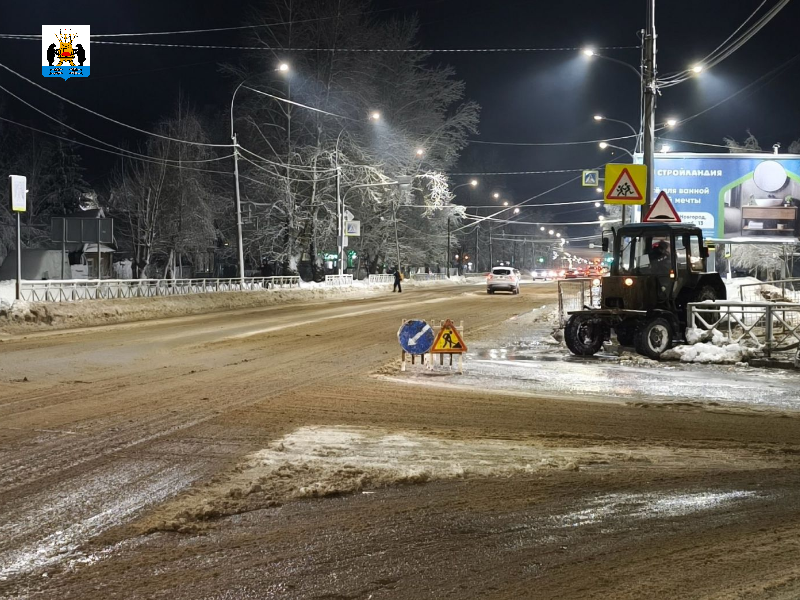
[9, 175, 27, 301]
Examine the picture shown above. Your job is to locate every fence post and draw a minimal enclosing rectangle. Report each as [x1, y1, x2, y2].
[765, 304, 774, 358]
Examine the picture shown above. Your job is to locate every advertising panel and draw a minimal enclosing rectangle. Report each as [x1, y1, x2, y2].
[652, 154, 800, 240]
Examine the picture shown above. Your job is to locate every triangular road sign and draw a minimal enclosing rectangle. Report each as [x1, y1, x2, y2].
[606, 167, 644, 201]
[643, 191, 682, 223]
[431, 319, 467, 354]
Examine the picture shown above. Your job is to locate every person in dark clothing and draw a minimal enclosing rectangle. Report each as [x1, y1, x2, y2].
[649, 240, 672, 275]
[393, 267, 402, 293]
[75, 44, 86, 66]
[46, 44, 56, 66]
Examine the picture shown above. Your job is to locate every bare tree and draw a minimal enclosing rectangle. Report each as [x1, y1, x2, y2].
[723, 130, 762, 153]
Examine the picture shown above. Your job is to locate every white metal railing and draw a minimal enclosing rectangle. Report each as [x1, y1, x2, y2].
[557, 278, 603, 326]
[411, 273, 447, 281]
[738, 279, 800, 303]
[19, 276, 300, 303]
[324, 274, 354, 287]
[688, 301, 800, 356]
[368, 274, 394, 285]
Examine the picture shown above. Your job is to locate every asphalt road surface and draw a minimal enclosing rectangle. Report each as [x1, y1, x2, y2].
[2, 283, 800, 599]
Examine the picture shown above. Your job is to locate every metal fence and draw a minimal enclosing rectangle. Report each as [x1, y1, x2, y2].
[368, 274, 394, 285]
[557, 279, 602, 326]
[20, 277, 300, 303]
[688, 301, 800, 356]
[738, 278, 800, 303]
[411, 273, 447, 281]
[324, 274, 354, 287]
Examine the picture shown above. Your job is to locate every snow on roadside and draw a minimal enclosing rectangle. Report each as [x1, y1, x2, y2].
[663, 342, 760, 365]
[0, 280, 14, 309]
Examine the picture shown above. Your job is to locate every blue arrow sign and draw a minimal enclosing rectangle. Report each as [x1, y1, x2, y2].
[398, 319, 434, 354]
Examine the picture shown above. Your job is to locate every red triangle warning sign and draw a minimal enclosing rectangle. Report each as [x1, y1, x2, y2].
[431, 319, 467, 354]
[606, 167, 644, 201]
[643, 191, 682, 223]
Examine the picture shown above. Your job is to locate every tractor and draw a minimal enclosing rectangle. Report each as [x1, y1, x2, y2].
[564, 222, 726, 359]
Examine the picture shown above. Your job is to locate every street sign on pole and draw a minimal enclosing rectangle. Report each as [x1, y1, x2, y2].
[582, 170, 599, 187]
[9, 175, 26, 212]
[604, 164, 647, 205]
[643, 191, 681, 223]
[345, 220, 361, 236]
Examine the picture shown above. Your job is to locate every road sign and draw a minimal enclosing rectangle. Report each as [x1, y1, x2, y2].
[8, 175, 26, 212]
[582, 170, 599, 187]
[431, 319, 467, 354]
[398, 320, 435, 354]
[643, 191, 681, 223]
[604, 164, 646, 205]
[344, 209, 355, 221]
[345, 220, 361, 236]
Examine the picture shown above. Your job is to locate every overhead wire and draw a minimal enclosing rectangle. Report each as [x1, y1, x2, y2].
[466, 133, 638, 147]
[0, 61, 233, 147]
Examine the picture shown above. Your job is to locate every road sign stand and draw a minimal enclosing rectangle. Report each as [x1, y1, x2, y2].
[398, 319, 466, 373]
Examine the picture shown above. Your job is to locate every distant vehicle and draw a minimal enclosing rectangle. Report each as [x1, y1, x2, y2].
[531, 268, 551, 280]
[487, 266, 521, 294]
[564, 269, 582, 279]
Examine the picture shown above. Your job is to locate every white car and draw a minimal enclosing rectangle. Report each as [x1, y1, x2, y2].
[487, 267, 521, 294]
[531, 268, 550, 280]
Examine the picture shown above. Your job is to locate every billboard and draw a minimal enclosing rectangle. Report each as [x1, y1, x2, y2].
[652, 154, 800, 240]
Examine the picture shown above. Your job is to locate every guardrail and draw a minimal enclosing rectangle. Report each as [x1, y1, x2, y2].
[738, 278, 800, 303]
[688, 301, 800, 356]
[19, 276, 300, 303]
[324, 274, 354, 287]
[557, 279, 602, 326]
[368, 274, 394, 285]
[411, 273, 447, 281]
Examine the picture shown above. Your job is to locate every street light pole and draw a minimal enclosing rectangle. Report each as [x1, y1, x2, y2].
[230, 81, 248, 283]
[642, 0, 657, 210]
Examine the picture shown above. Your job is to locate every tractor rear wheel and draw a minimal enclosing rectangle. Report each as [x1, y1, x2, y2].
[565, 313, 605, 356]
[692, 285, 720, 330]
[634, 317, 673, 360]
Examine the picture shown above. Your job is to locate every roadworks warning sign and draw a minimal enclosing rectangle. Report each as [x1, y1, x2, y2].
[431, 319, 467, 354]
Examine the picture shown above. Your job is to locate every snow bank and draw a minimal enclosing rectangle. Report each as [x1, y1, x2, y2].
[0, 285, 380, 333]
[662, 342, 760, 364]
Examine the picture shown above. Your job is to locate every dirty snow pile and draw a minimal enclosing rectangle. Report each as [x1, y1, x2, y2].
[664, 328, 761, 364]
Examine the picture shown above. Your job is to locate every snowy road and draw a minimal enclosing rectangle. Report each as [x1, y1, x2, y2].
[3, 283, 800, 599]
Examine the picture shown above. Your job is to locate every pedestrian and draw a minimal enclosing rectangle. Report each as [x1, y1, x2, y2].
[393, 266, 403, 293]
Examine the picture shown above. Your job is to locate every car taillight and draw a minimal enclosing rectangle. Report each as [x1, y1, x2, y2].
[487, 274, 493, 280]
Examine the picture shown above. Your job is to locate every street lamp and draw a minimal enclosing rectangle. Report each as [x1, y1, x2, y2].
[370, 111, 381, 121]
[503, 201, 509, 206]
[492, 192, 500, 199]
[513, 207, 520, 214]
[583, 48, 595, 57]
[277, 62, 290, 72]
[470, 179, 478, 187]
[595, 187, 603, 193]
[415, 148, 425, 156]
[540, 226, 545, 231]
[548, 230, 554, 235]
[691, 64, 703, 74]
[592, 114, 639, 139]
[665, 118, 678, 127]
[599, 141, 634, 158]
[660, 144, 671, 153]
[594, 202, 601, 208]
[556, 233, 561, 238]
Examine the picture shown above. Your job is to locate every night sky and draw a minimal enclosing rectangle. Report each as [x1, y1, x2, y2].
[3, 0, 800, 237]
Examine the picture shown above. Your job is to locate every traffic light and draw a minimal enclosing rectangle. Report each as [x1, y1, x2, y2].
[537, 257, 545, 263]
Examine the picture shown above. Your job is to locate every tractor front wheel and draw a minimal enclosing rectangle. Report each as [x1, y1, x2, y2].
[634, 317, 673, 360]
[565, 313, 605, 356]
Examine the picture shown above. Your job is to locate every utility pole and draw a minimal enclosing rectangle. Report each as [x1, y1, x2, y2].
[232, 133, 245, 283]
[475, 224, 479, 273]
[446, 216, 451, 277]
[642, 0, 657, 211]
[489, 231, 493, 268]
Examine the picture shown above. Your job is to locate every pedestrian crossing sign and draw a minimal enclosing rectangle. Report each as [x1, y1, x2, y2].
[604, 164, 647, 205]
[582, 170, 599, 187]
[431, 319, 467, 354]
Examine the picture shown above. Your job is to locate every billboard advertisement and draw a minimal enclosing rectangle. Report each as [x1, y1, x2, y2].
[652, 154, 800, 241]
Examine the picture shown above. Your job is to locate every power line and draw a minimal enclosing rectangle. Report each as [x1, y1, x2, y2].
[0, 116, 234, 175]
[0, 35, 638, 54]
[242, 85, 358, 121]
[0, 61, 234, 148]
[449, 168, 585, 176]
[466, 133, 637, 147]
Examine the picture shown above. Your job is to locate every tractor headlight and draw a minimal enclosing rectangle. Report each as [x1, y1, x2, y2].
[592, 278, 601, 287]
[624, 277, 634, 287]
